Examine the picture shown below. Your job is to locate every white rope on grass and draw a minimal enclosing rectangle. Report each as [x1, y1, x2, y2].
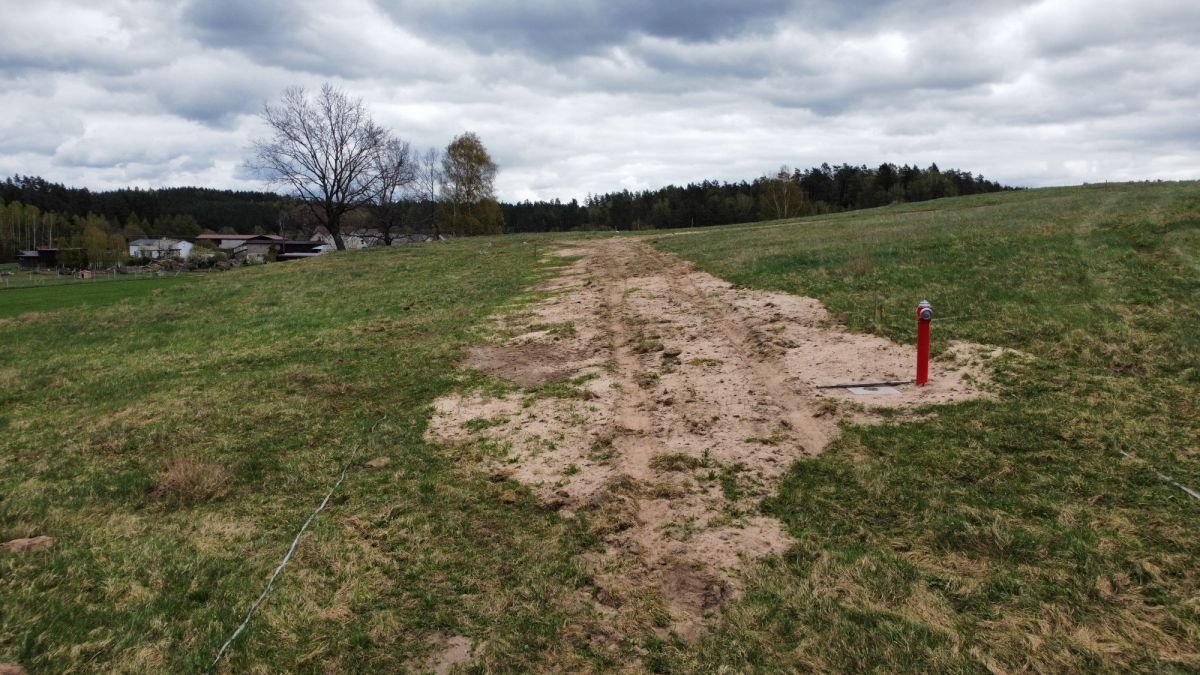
[1119, 449, 1200, 503]
[207, 446, 363, 672]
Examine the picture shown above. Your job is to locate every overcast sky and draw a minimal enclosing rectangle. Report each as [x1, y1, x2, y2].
[1, 0, 1197, 201]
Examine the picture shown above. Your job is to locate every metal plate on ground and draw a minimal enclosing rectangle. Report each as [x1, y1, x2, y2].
[846, 386, 901, 396]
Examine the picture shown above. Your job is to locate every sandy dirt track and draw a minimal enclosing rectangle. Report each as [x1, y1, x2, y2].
[428, 237, 996, 639]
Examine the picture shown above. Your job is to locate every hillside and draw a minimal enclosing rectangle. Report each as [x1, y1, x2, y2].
[1, 182, 1198, 672]
[651, 180, 1200, 670]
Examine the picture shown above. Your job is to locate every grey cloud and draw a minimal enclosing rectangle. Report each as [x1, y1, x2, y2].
[233, 162, 273, 183]
[155, 87, 258, 126]
[180, 0, 368, 78]
[54, 140, 172, 169]
[1022, 1, 1200, 57]
[375, 0, 793, 57]
[0, 1, 186, 81]
[0, 112, 85, 155]
[50, 116, 231, 174]
[1, 0, 1198, 198]
[183, 0, 299, 49]
[105, 55, 285, 126]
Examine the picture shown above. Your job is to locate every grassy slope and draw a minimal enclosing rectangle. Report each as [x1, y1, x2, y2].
[2, 184, 1198, 672]
[0, 241, 605, 672]
[651, 182, 1200, 671]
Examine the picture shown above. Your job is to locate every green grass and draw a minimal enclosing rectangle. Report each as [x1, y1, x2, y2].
[3, 183, 1199, 671]
[649, 181, 1200, 671]
[0, 275, 197, 318]
[0, 240, 607, 672]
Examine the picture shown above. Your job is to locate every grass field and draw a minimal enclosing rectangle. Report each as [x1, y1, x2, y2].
[1, 182, 1198, 672]
[0, 241, 601, 672]
[0, 276, 197, 319]
[651, 181, 1200, 671]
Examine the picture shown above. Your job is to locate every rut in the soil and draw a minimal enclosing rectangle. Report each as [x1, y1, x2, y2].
[428, 237, 999, 640]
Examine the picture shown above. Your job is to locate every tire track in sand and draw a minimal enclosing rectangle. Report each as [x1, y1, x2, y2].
[428, 237, 998, 640]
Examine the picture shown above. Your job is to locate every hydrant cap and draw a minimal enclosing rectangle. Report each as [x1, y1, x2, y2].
[918, 299, 933, 321]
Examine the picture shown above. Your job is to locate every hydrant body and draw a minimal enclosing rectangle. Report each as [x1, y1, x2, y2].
[916, 300, 933, 386]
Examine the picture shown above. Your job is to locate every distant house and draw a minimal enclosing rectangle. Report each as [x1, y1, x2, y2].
[17, 248, 57, 268]
[128, 238, 193, 260]
[391, 233, 430, 245]
[231, 235, 280, 262]
[310, 227, 452, 249]
[390, 233, 454, 245]
[310, 227, 387, 250]
[196, 233, 284, 250]
[276, 240, 325, 261]
[229, 236, 324, 262]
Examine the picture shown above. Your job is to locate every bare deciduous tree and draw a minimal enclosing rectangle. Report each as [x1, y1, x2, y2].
[414, 147, 443, 239]
[371, 138, 417, 245]
[252, 84, 388, 250]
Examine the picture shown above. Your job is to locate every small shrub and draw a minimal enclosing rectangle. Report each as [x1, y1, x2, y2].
[588, 434, 617, 462]
[645, 480, 687, 499]
[648, 453, 700, 472]
[586, 495, 638, 537]
[529, 321, 577, 339]
[632, 337, 664, 354]
[463, 415, 508, 432]
[150, 457, 231, 506]
[635, 371, 660, 389]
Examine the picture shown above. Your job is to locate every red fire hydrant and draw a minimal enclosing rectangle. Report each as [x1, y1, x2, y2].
[916, 300, 933, 386]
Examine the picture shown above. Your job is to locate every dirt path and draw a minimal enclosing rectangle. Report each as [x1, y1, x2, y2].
[429, 237, 996, 639]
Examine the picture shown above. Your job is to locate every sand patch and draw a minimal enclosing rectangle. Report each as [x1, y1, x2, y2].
[423, 635, 473, 674]
[428, 237, 999, 638]
[1, 536, 54, 553]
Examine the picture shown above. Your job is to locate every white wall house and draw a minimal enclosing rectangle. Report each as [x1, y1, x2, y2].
[128, 238, 193, 259]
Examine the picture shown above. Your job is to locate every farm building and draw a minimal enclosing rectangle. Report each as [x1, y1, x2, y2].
[310, 226, 388, 249]
[128, 238, 193, 260]
[196, 233, 284, 250]
[276, 240, 325, 261]
[231, 236, 277, 261]
[310, 227, 452, 248]
[17, 247, 57, 268]
[231, 236, 325, 262]
[391, 233, 454, 245]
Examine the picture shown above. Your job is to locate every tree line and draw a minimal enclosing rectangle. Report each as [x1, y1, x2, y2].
[0, 201, 127, 267]
[0, 160, 1010, 264]
[506, 163, 1009, 233]
[0, 176, 289, 235]
[1, 84, 1013, 262]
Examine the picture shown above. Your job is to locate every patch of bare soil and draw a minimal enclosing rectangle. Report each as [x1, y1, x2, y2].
[428, 237, 998, 639]
[423, 635, 473, 674]
[465, 342, 591, 389]
[0, 663, 27, 675]
[1, 536, 54, 553]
